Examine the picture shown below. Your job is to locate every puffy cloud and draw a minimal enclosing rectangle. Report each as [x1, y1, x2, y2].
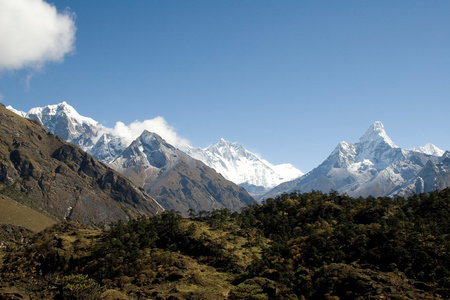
[0, 0, 76, 71]
[102, 117, 191, 150]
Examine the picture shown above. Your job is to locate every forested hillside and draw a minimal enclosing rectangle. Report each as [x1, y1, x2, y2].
[1, 189, 449, 299]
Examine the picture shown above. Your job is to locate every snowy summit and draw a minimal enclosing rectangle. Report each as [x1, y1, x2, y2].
[186, 139, 303, 196]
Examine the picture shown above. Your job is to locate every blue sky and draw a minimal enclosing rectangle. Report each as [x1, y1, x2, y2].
[1, 0, 449, 172]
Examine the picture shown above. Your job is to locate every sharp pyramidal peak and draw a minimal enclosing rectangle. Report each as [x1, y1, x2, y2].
[262, 121, 450, 200]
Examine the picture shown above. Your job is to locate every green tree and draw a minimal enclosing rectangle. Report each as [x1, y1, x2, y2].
[228, 283, 268, 300]
[60, 274, 102, 300]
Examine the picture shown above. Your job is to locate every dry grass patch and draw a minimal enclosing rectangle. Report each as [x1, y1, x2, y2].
[180, 219, 265, 270]
[0, 194, 56, 232]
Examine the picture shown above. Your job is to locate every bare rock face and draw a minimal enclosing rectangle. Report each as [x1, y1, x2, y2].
[0, 104, 163, 225]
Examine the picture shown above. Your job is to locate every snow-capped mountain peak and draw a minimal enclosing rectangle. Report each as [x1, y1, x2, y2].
[27, 101, 98, 127]
[8, 102, 101, 150]
[5, 105, 26, 117]
[409, 143, 445, 157]
[359, 121, 397, 149]
[89, 132, 128, 163]
[330, 141, 357, 168]
[186, 139, 303, 196]
[140, 130, 171, 149]
[130, 131, 175, 168]
[206, 139, 254, 161]
[355, 121, 400, 169]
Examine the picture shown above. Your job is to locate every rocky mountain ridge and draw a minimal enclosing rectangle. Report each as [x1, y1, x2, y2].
[110, 131, 255, 215]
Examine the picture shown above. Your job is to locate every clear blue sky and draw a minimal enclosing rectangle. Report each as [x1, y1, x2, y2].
[1, 0, 449, 172]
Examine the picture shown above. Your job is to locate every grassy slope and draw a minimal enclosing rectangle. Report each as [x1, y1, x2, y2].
[0, 194, 56, 232]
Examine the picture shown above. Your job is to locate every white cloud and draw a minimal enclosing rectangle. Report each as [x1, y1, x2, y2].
[102, 117, 191, 150]
[0, 0, 76, 71]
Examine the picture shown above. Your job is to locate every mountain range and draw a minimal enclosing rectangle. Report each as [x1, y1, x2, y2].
[0, 104, 164, 225]
[263, 121, 450, 200]
[7, 102, 301, 194]
[7, 102, 255, 215]
[7, 102, 450, 207]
